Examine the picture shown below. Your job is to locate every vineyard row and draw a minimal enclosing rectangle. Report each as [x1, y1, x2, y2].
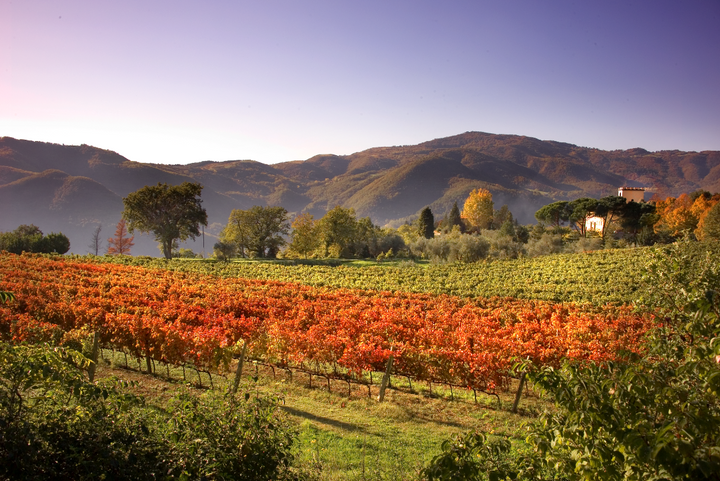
[0, 253, 654, 393]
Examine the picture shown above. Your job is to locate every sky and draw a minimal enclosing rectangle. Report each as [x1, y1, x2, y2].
[1, 0, 719, 165]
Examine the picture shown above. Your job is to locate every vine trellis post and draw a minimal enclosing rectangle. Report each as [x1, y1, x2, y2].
[377, 353, 394, 402]
[231, 341, 248, 395]
[87, 331, 100, 382]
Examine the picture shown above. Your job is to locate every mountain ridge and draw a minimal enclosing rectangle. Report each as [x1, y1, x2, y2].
[2, 132, 719, 256]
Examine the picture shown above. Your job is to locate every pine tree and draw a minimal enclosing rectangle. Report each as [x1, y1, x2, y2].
[107, 219, 134, 255]
[417, 207, 435, 239]
[446, 202, 465, 233]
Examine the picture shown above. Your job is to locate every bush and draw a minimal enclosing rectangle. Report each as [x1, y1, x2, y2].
[563, 235, 603, 253]
[409, 230, 490, 264]
[424, 240, 720, 480]
[213, 241, 236, 261]
[525, 233, 563, 257]
[0, 225, 70, 254]
[480, 229, 525, 259]
[527, 242, 720, 479]
[0, 342, 308, 480]
[421, 431, 547, 480]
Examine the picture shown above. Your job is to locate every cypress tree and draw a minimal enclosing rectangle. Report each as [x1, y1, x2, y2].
[446, 202, 465, 233]
[418, 207, 435, 239]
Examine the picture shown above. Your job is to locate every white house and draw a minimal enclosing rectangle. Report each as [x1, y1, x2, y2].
[585, 215, 604, 234]
[586, 187, 646, 233]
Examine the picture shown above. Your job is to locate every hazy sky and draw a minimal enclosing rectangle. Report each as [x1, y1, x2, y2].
[2, 0, 719, 164]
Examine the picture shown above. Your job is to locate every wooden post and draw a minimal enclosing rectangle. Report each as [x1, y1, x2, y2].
[512, 371, 526, 414]
[377, 354, 394, 402]
[231, 341, 247, 395]
[88, 331, 100, 382]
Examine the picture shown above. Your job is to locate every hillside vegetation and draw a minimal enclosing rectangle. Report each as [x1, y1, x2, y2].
[2, 132, 719, 255]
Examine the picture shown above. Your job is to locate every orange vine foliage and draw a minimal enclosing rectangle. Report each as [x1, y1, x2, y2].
[0, 253, 653, 392]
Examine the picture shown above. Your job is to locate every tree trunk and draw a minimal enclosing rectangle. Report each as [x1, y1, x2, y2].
[163, 240, 172, 260]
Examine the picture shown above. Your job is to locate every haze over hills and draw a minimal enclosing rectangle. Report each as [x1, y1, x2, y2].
[2, 132, 719, 256]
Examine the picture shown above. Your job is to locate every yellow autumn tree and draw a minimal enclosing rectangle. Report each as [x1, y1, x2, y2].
[654, 194, 696, 236]
[693, 194, 720, 240]
[461, 188, 494, 231]
[654, 193, 720, 238]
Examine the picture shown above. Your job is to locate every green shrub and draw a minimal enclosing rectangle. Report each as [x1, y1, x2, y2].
[423, 240, 720, 480]
[0, 342, 309, 480]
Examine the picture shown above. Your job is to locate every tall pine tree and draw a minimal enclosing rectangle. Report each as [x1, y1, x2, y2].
[417, 207, 435, 239]
[446, 202, 465, 233]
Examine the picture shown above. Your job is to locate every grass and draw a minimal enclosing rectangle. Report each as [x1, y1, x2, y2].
[96, 350, 551, 480]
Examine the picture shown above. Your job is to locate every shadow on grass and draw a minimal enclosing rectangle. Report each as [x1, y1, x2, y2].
[281, 405, 369, 433]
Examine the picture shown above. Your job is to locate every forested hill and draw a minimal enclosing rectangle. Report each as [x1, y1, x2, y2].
[1, 132, 719, 255]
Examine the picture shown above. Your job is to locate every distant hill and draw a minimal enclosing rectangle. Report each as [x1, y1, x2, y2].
[2, 132, 719, 256]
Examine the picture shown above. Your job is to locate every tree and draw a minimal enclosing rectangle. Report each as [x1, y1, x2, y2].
[221, 206, 289, 258]
[316, 206, 358, 257]
[445, 201, 465, 233]
[535, 201, 570, 228]
[122, 182, 208, 259]
[594, 195, 627, 238]
[498, 220, 516, 239]
[46, 233, 71, 255]
[0, 225, 69, 254]
[567, 197, 598, 237]
[212, 241, 236, 261]
[699, 201, 720, 241]
[88, 225, 103, 255]
[620, 201, 657, 245]
[288, 213, 319, 258]
[654, 194, 698, 237]
[106, 219, 134, 255]
[693, 194, 720, 239]
[461, 188, 494, 231]
[492, 205, 513, 229]
[417, 207, 435, 239]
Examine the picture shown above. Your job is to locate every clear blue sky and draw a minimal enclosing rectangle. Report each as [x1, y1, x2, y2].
[2, 0, 719, 164]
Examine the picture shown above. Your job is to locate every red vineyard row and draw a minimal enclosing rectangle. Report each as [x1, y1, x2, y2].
[0, 253, 654, 392]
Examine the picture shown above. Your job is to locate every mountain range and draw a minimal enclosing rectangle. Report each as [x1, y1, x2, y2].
[2, 131, 719, 256]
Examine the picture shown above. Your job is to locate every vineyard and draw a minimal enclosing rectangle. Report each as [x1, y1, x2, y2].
[91, 247, 651, 305]
[0, 252, 654, 397]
